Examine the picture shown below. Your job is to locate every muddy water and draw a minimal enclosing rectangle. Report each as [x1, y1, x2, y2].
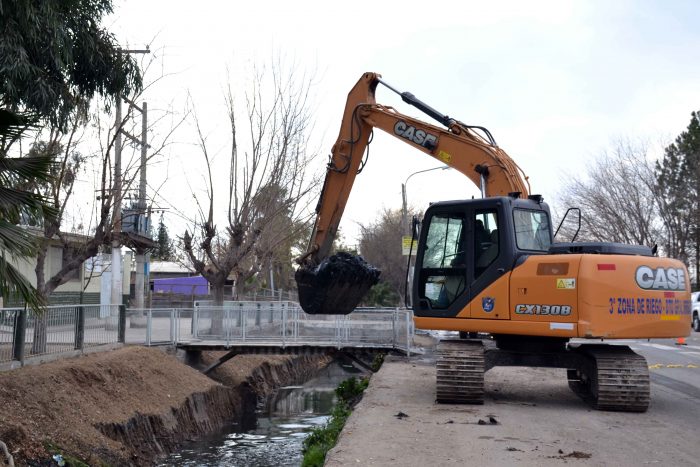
[161, 361, 363, 466]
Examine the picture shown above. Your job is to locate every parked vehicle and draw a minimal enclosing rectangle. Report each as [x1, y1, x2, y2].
[692, 292, 700, 332]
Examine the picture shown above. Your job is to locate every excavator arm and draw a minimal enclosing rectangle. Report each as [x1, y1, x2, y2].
[296, 72, 531, 314]
[305, 72, 530, 265]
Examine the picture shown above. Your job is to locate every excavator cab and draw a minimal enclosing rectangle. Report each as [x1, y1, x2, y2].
[413, 195, 552, 318]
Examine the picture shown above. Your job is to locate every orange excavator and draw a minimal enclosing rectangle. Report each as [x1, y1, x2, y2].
[295, 72, 691, 412]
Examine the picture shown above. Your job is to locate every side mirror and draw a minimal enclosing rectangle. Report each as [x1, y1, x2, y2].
[411, 216, 421, 238]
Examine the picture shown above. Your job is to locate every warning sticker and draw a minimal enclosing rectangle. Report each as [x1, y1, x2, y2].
[556, 278, 576, 289]
[437, 150, 452, 163]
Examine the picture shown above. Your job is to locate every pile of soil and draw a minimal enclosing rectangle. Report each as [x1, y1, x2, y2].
[0, 346, 331, 466]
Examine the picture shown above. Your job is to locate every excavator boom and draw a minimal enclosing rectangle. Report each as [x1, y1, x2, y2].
[296, 73, 533, 314]
[305, 72, 530, 265]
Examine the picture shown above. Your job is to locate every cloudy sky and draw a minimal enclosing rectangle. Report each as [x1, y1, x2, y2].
[109, 0, 700, 246]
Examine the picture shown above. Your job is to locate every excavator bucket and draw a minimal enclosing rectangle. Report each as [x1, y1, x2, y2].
[295, 252, 381, 315]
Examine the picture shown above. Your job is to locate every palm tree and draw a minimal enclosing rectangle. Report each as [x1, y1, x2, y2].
[0, 109, 55, 310]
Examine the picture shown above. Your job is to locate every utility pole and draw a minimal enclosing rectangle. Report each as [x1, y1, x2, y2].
[110, 48, 149, 315]
[111, 95, 123, 311]
[124, 98, 149, 310]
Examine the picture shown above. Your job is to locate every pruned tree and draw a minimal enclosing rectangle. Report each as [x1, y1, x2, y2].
[358, 208, 414, 306]
[18, 51, 182, 298]
[15, 51, 184, 352]
[183, 62, 319, 308]
[556, 139, 663, 247]
[655, 111, 700, 283]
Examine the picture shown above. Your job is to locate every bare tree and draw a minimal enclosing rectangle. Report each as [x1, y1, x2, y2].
[183, 63, 319, 309]
[358, 208, 418, 306]
[555, 139, 663, 248]
[20, 52, 186, 352]
[25, 55, 183, 295]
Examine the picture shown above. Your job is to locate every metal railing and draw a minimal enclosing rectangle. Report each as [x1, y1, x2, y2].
[0, 305, 124, 366]
[127, 302, 414, 353]
[1, 302, 413, 367]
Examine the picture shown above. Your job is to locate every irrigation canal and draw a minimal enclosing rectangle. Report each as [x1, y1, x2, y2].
[160, 360, 363, 466]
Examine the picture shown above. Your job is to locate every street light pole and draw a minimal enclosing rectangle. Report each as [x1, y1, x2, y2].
[401, 166, 450, 236]
[401, 165, 450, 308]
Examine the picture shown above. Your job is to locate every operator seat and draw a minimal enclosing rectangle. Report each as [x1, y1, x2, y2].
[476, 229, 499, 269]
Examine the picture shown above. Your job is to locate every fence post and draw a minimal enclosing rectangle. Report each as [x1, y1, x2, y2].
[225, 307, 231, 347]
[406, 310, 411, 357]
[170, 309, 176, 344]
[146, 309, 152, 346]
[392, 309, 397, 349]
[118, 305, 126, 343]
[282, 306, 286, 347]
[12, 307, 27, 363]
[74, 306, 85, 351]
[192, 306, 199, 338]
[242, 305, 247, 342]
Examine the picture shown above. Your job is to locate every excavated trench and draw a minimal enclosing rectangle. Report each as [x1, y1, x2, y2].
[0, 346, 332, 466]
[96, 352, 333, 465]
[160, 358, 367, 466]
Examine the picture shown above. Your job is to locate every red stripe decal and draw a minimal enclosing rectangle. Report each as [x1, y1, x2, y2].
[597, 264, 616, 271]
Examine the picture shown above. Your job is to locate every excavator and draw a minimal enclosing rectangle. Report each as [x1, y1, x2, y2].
[295, 72, 692, 412]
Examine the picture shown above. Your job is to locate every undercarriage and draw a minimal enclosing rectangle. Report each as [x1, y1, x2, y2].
[435, 337, 650, 412]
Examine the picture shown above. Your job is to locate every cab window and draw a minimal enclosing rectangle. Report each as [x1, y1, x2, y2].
[419, 213, 466, 308]
[474, 210, 499, 278]
[513, 209, 551, 251]
[422, 214, 465, 268]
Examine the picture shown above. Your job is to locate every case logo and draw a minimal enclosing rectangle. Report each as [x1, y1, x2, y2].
[635, 266, 686, 291]
[394, 121, 438, 149]
[482, 297, 495, 312]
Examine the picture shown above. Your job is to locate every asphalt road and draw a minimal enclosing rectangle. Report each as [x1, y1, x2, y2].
[325, 331, 700, 467]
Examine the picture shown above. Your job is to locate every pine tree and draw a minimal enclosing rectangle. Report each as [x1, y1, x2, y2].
[655, 111, 700, 285]
[153, 215, 174, 261]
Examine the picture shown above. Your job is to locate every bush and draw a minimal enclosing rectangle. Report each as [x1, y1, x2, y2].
[335, 376, 369, 405]
[301, 377, 368, 467]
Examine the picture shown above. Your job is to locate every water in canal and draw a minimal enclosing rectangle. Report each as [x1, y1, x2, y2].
[160, 361, 363, 466]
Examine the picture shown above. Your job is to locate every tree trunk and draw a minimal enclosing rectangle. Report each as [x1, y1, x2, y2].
[210, 282, 225, 335]
[695, 228, 700, 290]
[31, 244, 49, 355]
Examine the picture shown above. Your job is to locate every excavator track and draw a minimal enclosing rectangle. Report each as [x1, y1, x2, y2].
[435, 339, 485, 404]
[567, 345, 650, 413]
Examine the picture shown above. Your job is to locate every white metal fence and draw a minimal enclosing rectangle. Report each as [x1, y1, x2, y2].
[0, 305, 124, 365]
[126, 302, 414, 353]
[1, 302, 413, 367]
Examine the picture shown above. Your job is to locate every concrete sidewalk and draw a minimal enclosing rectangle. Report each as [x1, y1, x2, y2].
[325, 353, 700, 466]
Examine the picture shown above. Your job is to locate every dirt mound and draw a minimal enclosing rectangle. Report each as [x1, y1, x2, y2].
[0, 346, 330, 466]
[0, 346, 222, 464]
